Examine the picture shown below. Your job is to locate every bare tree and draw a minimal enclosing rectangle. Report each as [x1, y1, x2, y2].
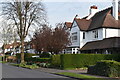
[32, 23, 70, 54]
[2, 1, 46, 63]
[0, 20, 16, 61]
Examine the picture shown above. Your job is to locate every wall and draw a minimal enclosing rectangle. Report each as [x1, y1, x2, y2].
[82, 28, 104, 48]
[69, 21, 80, 47]
[105, 28, 120, 38]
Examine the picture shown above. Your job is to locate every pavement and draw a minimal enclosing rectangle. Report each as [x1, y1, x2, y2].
[35, 67, 87, 74]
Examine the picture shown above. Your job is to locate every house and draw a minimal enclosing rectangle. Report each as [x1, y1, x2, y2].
[2, 41, 36, 55]
[64, 0, 120, 54]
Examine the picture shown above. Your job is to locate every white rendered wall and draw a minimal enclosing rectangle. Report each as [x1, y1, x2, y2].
[81, 28, 120, 49]
[81, 28, 104, 48]
[69, 21, 80, 47]
[105, 28, 120, 38]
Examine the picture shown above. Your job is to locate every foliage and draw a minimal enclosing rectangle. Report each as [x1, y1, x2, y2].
[88, 60, 120, 77]
[37, 63, 51, 68]
[51, 54, 120, 69]
[16, 53, 36, 59]
[11, 63, 39, 69]
[25, 57, 50, 63]
[32, 23, 70, 54]
[39, 52, 51, 58]
[51, 54, 61, 68]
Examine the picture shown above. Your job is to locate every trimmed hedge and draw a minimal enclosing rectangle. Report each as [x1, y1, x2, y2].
[87, 60, 120, 77]
[16, 53, 36, 59]
[25, 57, 50, 63]
[39, 52, 51, 58]
[51, 54, 120, 69]
[0, 56, 2, 61]
[51, 55, 61, 68]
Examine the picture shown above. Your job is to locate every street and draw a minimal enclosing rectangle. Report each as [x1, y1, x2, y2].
[2, 64, 76, 80]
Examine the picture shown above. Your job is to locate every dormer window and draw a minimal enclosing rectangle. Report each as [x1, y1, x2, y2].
[93, 30, 98, 38]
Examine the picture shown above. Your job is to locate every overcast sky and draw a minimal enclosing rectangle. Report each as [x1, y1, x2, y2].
[43, 1, 112, 27]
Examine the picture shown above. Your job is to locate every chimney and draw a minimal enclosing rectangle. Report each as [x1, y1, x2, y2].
[112, 0, 118, 20]
[90, 5, 98, 15]
[86, 5, 98, 20]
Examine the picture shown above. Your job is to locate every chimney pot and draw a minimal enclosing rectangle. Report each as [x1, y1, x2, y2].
[90, 5, 98, 9]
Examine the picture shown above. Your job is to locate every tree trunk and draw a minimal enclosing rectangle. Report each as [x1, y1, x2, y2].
[21, 37, 24, 63]
[3, 45, 5, 61]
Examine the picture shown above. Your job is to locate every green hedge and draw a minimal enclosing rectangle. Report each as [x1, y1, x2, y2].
[25, 57, 50, 63]
[51, 55, 61, 68]
[51, 54, 120, 69]
[39, 52, 51, 58]
[0, 56, 2, 61]
[16, 53, 36, 59]
[88, 60, 120, 77]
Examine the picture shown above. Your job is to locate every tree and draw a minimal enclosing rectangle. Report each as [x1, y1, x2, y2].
[2, 1, 46, 63]
[32, 24, 53, 53]
[0, 20, 16, 61]
[32, 23, 70, 54]
[51, 23, 71, 54]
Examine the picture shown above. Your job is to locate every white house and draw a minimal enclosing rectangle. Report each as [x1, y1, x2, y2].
[64, 0, 120, 54]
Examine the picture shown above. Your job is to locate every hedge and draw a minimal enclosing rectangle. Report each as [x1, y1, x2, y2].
[51, 55, 61, 68]
[51, 54, 120, 69]
[25, 57, 51, 63]
[87, 60, 120, 77]
[16, 53, 36, 59]
[0, 56, 2, 61]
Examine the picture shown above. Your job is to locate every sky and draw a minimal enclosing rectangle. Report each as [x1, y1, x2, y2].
[43, 1, 112, 27]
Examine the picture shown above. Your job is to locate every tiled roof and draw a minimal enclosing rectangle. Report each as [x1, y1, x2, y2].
[88, 7, 120, 31]
[74, 18, 91, 31]
[65, 6, 120, 31]
[65, 22, 72, 28]
[80, 37, 120, 50]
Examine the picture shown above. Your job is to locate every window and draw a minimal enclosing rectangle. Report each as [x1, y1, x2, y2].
[83, 32, 85, 39]
[71, 32, 77, 41]
[93, 30, 98, 38]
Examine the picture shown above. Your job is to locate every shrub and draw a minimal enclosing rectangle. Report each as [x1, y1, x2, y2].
[11, 63, 39, 69]
[39, 52, 51, 58]
[0, 56, 2, 61]
[51, 54, 120, 69]
[16, 53, 36, 59]
[87, 60, 120, 77]
[38, 63, 51, 68]
[25, 57, 50, 63]
[51, 54, 61, 68]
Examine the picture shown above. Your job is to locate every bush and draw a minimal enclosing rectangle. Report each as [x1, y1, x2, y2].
[51, 54, 61, 68]
[11, 63, 39, 69]
[25, 57, 50, 63]
[87, 60, 120, 77]
[38, 63, 51, 68]
[51, 54, 120, 69]
[16, 53, 36, 59]
[39, 52, 51, 58]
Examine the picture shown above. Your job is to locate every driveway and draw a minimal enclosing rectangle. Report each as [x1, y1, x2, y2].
[2, 64, 77, 80]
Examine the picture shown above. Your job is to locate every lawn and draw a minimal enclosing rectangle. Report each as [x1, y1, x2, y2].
[55, 72, 119, 80]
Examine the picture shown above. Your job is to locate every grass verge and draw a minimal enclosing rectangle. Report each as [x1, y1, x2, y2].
[55, 72, 119, 80]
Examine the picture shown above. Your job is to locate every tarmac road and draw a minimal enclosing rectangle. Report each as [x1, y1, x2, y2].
[2, 63, 77, 80]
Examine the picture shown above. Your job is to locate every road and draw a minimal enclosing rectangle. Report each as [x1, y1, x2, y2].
[2, 64, 76, 80]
